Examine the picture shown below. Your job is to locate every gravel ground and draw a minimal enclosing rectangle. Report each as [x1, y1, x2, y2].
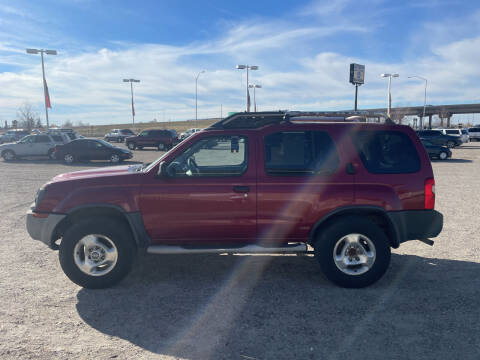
[0, 143, 479, 360]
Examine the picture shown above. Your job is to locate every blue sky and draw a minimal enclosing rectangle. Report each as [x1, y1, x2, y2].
[1, 0, 480, 125]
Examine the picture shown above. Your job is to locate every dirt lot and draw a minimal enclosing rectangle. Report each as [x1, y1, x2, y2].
[0, 143, 479, 360]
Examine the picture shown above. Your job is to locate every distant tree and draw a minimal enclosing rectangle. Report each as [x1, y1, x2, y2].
[17, 102, 40, 131]
[12, 120, 18, 129]
[35, 119, 43, 129]
[4, 120, 7, 129]
[63, 120, 73, 128]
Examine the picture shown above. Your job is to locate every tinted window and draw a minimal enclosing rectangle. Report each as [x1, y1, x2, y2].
[469, 128, 480, 132]
[169, 135, 247, 177]
[35, 135, 51, 143]
[352, 131, 420, 174]
[51, 135, 63, 142]
[461, 129, 468, 134]
[445, 130, 459, 135]
[264, 131, 339, 175]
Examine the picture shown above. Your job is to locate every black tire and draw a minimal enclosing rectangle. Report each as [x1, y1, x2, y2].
[157, 143, 165, 151]
[127, 142, 136, 150]
[59, 218, 136, 289]
[2, 150, 15, 161]
[314, 216, 391, 288]
[439, 151, 448, 160]
[117, 137, 122, 143]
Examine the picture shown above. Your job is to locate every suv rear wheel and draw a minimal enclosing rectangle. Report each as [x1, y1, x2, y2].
[127, 142, 136, 150]
[157, 143, 165, 151]
[59, 218, 136, 289]
[314, 216, 391, 288]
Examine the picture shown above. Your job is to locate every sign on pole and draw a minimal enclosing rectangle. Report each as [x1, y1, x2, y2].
[350, 63, 365, 84]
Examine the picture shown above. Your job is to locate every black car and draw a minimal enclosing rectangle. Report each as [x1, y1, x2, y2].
[54, 138, 133, 164]
[421, 139, 452, 160]
[416, 130, 462, 148]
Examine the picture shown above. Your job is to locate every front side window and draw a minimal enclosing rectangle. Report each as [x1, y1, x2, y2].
[20, 135, 35, 143]
[264, 131, 339, 175]
[139, 131, 149, 137]
[352, 131, 420, 174]
[168, 135, 248, 177]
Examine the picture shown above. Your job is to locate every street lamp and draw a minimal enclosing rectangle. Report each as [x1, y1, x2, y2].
[248, 84, 262, 112]
[195, 70, 205, 128]
[236, 64, 259, 112]
[26, 48, 57, 129]
[123, 78, 140, 131]
[408, 75, 427, 129]
[381, 73, 399, 118]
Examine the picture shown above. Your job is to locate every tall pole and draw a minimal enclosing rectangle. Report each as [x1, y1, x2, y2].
[220, 104, 223, 119]
[27, 48, 57, 129]
[195, 70, 205, 129]
[246, 67, 250, 112]
[354, 84, 358, 111]
[387, 76, 392, 118]
[130, 81, 135, 130]
[40, 51, 49, 129]
[236, 65, 258, 112]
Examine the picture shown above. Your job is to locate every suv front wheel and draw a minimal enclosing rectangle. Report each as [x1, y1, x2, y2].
[59, 218, 136, 289]
[314, 216, 391, 288]
[127, 142, 136, 150]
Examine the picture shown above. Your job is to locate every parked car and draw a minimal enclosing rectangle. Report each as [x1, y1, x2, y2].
[166, 129, 181, 145]
[0, 133, 63, 161]
[104, 129, 135, 142]
[54, 138, 132, 164]
[468, 127, 480, 141]
[125, 129, 175, 151]
[180, 128, 202, 140]
[26, 111, 443, 289]
[421, 139, 452, 160]
[48, 128, 80, 141]
[0, 129, 30, 144]
[438, 128, 469, 143]
[416, 130, 462, 148]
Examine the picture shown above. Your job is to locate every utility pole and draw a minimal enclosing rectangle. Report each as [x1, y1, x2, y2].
[123, 78, 140, 131]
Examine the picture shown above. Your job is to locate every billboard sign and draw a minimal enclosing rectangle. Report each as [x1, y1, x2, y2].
[350, 63, 365, 85]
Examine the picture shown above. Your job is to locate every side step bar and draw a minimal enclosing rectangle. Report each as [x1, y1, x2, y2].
[147, 243, 308, 255]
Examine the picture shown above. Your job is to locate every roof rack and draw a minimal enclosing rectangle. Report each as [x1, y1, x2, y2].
[208, 110, 394, 129]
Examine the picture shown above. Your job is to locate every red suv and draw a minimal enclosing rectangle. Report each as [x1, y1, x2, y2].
[26, 112, 443, 289]
[126, 129, 174, 151]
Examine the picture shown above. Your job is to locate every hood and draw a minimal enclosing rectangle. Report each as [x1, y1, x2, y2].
[52, 164, 143, 182]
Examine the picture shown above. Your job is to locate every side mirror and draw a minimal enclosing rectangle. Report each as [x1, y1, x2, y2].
[156, 161, 167, 178]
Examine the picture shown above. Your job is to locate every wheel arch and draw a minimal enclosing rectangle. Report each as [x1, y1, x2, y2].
[52, 204, 151, 249]
[309, 206, 401, 248]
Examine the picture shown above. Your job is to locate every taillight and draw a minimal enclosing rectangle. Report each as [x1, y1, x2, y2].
[425, 178, 435, 209]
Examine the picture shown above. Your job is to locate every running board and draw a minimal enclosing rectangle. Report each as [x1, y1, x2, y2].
[146, 243, 308, 255]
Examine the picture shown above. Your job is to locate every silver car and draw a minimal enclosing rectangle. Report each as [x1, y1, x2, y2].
[0, 133, 67, 161]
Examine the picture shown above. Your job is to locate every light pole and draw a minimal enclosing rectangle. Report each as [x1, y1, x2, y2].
[26, 48, 57, 129]
[236, 65, 258, 112]
[248, 84, 262, 112]
[408, 75, 427, 129]
[195, 70, 205, 128]
[123, 78, 140, 131]
[381, 73, 399, 118]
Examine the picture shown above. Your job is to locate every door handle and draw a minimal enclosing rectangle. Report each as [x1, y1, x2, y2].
[233, 186, 250, 193]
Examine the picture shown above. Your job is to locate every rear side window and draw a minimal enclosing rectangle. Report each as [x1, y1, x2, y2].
[469, 128, 480, 132]
[35, 135, 51, 143]
[352, 131, 420, 174]
[445, 130, 459, 135]
[264, 131, 339, 175]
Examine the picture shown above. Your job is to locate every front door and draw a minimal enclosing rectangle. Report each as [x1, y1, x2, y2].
[140, 133, 257, 244]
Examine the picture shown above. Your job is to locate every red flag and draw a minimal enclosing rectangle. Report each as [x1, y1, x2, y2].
[43, 78, 51, 108]
[131, 98, 135, 116]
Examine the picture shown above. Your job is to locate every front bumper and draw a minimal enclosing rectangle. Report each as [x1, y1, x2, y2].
[387, 210, 443, 246]
[26, 207, 66, 249]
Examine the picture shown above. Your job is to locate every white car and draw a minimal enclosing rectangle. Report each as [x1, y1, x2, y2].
[438, 128, 469, 143]
[180, 128, 202, 140]
[468, 127, 480, 142]
[0, 133, 66, 161]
